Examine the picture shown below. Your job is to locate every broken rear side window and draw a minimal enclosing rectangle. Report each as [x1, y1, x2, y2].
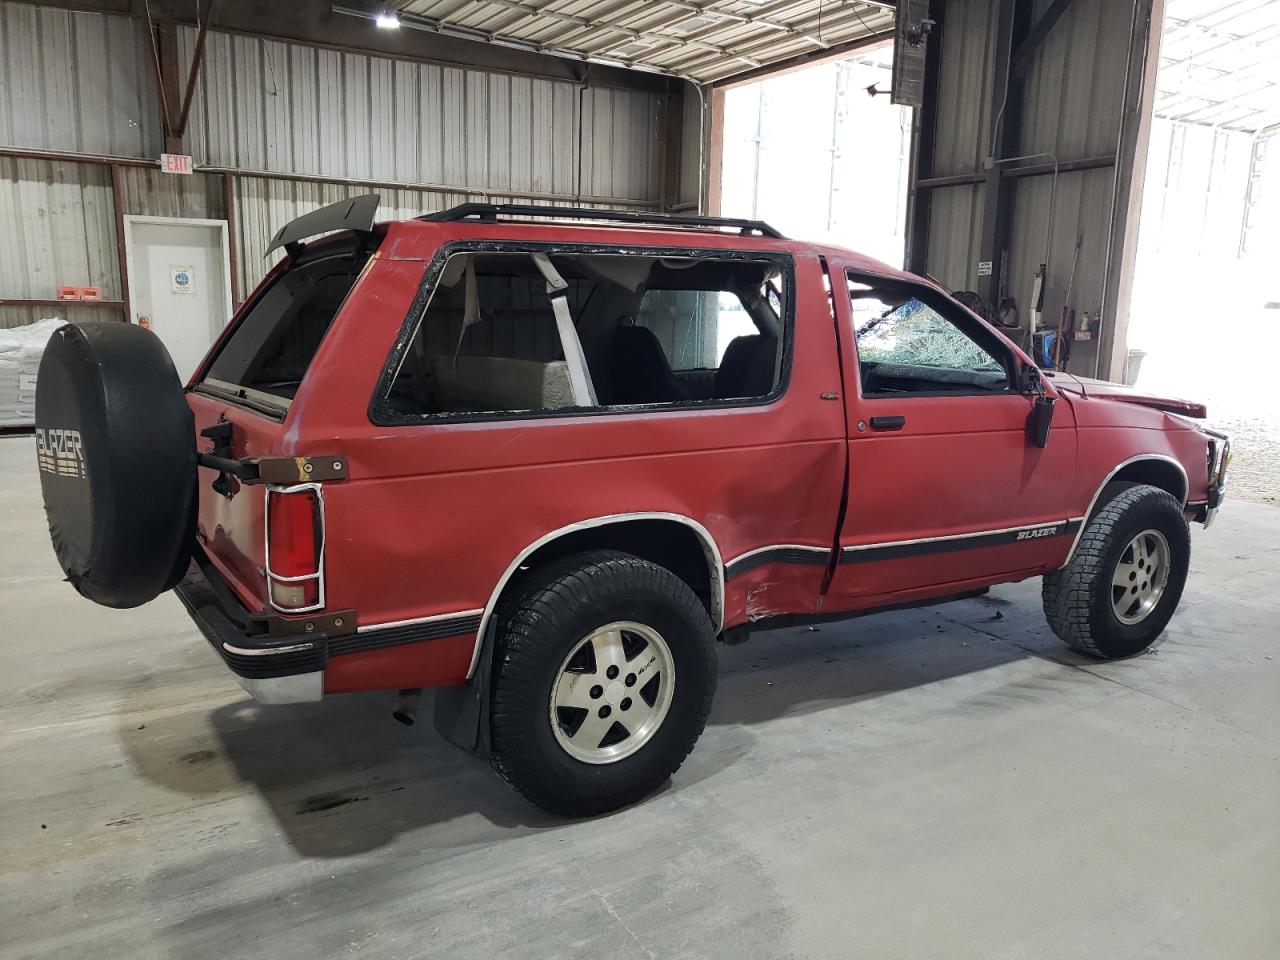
[380, 250, 789, 420]
[200, 244, 369, 413]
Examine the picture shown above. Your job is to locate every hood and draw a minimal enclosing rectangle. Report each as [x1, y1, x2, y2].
[1050, 373, 1207, 419]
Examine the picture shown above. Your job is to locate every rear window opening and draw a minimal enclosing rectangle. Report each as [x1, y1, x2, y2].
[197, 240, 371, 415]
[382, 250, 788, 420]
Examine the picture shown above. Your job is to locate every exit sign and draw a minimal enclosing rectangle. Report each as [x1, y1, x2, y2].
[160, 153, 193, 175]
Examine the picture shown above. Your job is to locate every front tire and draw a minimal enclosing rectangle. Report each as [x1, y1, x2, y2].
[1043, 483, 1190, 659]
[489, 551, 717, 817]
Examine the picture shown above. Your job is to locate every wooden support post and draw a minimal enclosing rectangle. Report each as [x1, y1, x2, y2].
[159, 23, 183, 154]
[706, 87, 725, 216]
[110, 164, 130, 323]
[660, 85, 685, 213]
[175, 2, 214, 138]
[224, 172, 240, 307]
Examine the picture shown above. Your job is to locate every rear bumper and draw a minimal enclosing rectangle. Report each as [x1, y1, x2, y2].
[174, 558, 327, 704]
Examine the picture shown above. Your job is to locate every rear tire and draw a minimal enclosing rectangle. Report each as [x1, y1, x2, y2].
[1042, 483, 1190, 659]
[489, 551, 717, 817]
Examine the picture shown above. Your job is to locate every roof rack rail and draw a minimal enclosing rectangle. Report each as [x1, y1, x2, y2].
[423, 202, 785, 239]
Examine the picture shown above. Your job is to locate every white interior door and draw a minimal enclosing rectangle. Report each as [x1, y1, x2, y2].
[126, 217, 233, 383]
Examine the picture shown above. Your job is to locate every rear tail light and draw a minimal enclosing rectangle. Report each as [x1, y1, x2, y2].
[266, 484, 324, 612]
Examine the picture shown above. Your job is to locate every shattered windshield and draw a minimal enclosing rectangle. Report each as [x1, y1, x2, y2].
[854, 296, 1004, 371]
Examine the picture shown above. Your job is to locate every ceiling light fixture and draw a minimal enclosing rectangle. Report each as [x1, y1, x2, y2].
[374, 10, 401, 29]
[612, 39, 655, 58]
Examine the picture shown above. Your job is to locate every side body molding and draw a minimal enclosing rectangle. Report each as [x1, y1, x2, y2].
[466, 512, 726, 680]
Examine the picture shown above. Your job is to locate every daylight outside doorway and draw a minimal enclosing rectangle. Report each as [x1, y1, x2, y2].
[1127, 0, 1280, 504]
[717, 44, 913, 268]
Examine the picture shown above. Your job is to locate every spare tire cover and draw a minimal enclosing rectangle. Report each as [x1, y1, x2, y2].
[35, 322, 196, 608]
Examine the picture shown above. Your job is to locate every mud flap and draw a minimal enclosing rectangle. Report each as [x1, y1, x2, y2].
[432, 619, 497, 754]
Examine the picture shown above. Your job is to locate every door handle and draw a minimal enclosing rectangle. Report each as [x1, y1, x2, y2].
[869, 415, 906, 431]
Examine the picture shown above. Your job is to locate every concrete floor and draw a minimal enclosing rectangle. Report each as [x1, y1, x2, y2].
[1, 433, 1277, 960]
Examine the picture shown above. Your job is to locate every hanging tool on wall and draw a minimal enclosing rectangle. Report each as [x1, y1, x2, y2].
[1027, 264, 1046, 351]
[1053, 233, 1083, 369]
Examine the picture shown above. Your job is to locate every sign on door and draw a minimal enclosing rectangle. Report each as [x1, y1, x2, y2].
[170, 265, 195, 294]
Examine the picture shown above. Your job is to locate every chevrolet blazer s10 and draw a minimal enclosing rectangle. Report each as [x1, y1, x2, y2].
[34, 200, 1229, 815]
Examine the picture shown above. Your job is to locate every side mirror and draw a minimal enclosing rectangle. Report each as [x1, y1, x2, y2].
[1017, 362, 1044, 395]
[1027, 395, 1055, 448]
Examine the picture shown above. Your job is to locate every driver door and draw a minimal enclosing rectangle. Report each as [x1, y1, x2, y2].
[825, 268, 1077, 604]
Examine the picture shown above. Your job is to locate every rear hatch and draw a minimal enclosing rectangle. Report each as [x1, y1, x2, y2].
[187, 235, 374, 612]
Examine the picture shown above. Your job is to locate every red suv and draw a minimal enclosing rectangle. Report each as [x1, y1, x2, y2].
[35, 200, 1230, 816]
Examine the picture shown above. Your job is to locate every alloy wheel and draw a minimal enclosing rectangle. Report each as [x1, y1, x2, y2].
[548, 621, 675, 764]
[1111, 528, 1171, 625]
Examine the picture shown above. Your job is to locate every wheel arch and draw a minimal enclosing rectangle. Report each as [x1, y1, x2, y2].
[1106, 455, 1189, 507]
[466, 512, 725, 680]
[1063, 454, 1189, 566]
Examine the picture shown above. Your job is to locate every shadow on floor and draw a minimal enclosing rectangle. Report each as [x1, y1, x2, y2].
[118, 592, 1054, 858]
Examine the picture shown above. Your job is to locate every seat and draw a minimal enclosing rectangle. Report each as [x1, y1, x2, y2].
[609, 326, 690, 405]
[714, 334, 777, 398]
[428, 354, 574, 412]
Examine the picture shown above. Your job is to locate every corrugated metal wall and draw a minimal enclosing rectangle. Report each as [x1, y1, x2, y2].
[925, 0, 999, 281]
[1001, 0, 1137, 363]
[0, 156, 118, 306]
[920, 0, 1145, 375]
[1, 2, 671, 329]
[0, 154, 648, 329]
[116, 166, 225, 220]
[1006, 165, 1116, 338]
[0, 1, 159, 157]
[0, 157, 231, 328]
[930, 0, 1000, 181]
[178, 26, 664, 206]
[928, 0, 1133, 278]
[924, 183, 984, 281]
[1017, 0, 1130, 161]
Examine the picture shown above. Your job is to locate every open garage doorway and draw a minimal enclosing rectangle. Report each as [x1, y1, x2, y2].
[1127, 0, 1280, 504]
[716, 44, 913, 267]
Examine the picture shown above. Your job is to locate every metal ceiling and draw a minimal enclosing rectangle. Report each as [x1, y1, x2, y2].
[371, 0, 896, 84]
[1153, 0, 1280, 133]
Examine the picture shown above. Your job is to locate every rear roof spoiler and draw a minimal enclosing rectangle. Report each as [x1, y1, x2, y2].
[265, 194, 380, 258]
